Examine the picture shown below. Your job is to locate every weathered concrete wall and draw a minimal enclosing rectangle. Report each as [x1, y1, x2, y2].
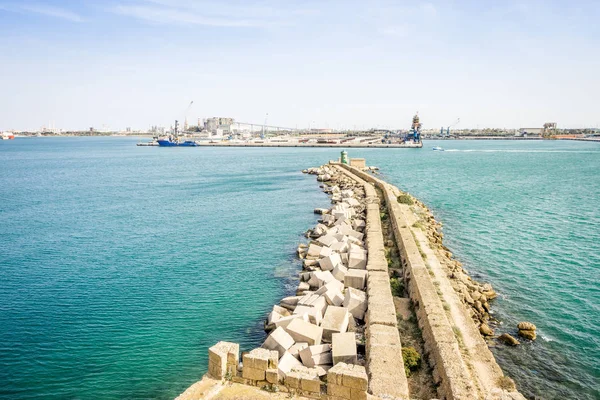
[338, 164, 479, 399]
[333, 165, 410, 400]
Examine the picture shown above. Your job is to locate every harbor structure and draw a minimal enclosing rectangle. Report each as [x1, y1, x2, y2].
[179, 159, 527, 400]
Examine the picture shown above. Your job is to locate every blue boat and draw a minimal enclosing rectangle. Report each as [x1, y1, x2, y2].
[432, 146, 445, 151]
[157, 137, 198, 147]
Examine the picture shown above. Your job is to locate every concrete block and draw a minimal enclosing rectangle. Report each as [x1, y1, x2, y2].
[296, 281, 310, 294]
[343, 287, 367, 320]
[332, 332, 357, 364]
[332, 264, 349, 282]
[330, 240, 349, 253]
[263, 326, 295, 358]
[266, 368, 279, 384]
[344, 269, 368, 290]
[319, 246, 333, 258]
[273, 304, 291, 316]
[348, 251, 367, 270]
[244, 348, 278, 371]
[285, 318, 323, 345]
[317, 234, 338, 247]
[307, 244, 323, 257]
[242, 366, 265, 381]
[319, 253, 343, 271]
[352, 219, 366, 231]
[315, 279, 344, 295]
[293, 305, 323, 325]
[274, 313, 309, 330]
[342, 364, 367, 390]
[299, 344, 332, 367]
[344, 198, 361, 207]
[300, 375, 322, 393]
[308, 270, 336, 288]
[324, 287, 344, 307]
[284, 371, 301, 388]
[278, 352, 303, 378]
[288, 342, 308, 358]
[268, 310, 284, 325]
[321, 306, 350, 341]
[208, 341, 239, 379]
[328, 383, 351, 398]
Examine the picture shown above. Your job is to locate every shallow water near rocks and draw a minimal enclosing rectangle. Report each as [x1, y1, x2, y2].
[0, 137, 598, 399]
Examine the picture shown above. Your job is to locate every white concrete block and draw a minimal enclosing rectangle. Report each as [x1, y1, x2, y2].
[288, 342, 308, 359]
[319, 253, 343, 271]
[348, 250, 367, 270]
[278, 351, 303, 378]
[307, 244, 323, 258]
[331, 264, 348, 282]
[324, 288, 344, 307]
[308, 270, 336, 288]
[285, 318, 323, 346]
[344, 269, 368, 290]
[319, 246, 333, 258]
[263, 326, 295, 357]
[343, 287, 367, 320]
[299, 344, 332, 368]
[332, 332, 357, 365]
[274, 313, 309, 329]
[317, 234, 338, 247]
[321, 306, 350, 341]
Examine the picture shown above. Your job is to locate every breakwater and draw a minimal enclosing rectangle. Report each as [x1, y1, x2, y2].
[179, 159, 530, 400]
[194, 142, 423, 148]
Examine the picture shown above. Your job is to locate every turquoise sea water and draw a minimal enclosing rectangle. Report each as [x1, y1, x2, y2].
[0, 138, 598, 399]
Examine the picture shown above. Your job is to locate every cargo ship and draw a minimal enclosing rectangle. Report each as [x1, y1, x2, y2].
[157, 120, 198, 147]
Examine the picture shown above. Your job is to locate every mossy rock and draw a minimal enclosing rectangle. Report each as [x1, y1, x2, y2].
[397, 194, 414, 205]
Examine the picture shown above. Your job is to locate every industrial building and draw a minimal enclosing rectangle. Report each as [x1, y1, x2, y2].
[204, 117, 234, 135]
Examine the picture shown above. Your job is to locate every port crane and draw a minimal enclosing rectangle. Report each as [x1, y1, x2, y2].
[441, 118, 460, 137]
[183, 101, 194, 131]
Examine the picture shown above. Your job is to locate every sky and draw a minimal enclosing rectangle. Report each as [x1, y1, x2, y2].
[0, 0, 599, 131]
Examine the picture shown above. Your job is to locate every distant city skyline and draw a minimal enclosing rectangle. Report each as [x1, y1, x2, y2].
[1, 0, 599, 131]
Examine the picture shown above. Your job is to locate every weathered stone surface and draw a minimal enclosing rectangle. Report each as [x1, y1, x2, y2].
[262, 326, 295, 357]
[327, 363, 368, 399]
[343, 287, 367, 320]
[285, 318, 323, 345]
[344, 269, 368, 290]
[518, 329, 537, 340]
[365, 325, 408, 399]
[321, 306, 350, 341]
[480, 323, 494, 336]
[332, 332, 357, 364]
[498, 333, 520, 346]
[266, 368, 279, 384]
[517, 322, 536, 331]
[208, 341, 239, 379]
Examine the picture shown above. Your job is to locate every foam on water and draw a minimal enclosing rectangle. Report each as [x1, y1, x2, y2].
[0, 138, 598, 399]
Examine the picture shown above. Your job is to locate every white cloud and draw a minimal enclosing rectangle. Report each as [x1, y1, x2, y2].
[110, 0, 317, 27]
[0, 3, 84, 22]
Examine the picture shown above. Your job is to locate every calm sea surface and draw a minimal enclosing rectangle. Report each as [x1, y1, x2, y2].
[0, 138, 598, 399]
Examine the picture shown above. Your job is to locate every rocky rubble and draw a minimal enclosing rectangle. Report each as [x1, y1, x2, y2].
[253, 164, 370, 392]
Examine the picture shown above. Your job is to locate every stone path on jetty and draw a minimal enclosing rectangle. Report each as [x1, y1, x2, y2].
[179, 160, 527, 400]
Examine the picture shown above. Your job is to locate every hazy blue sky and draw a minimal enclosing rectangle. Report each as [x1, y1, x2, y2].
[0, 0, 598, 131]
